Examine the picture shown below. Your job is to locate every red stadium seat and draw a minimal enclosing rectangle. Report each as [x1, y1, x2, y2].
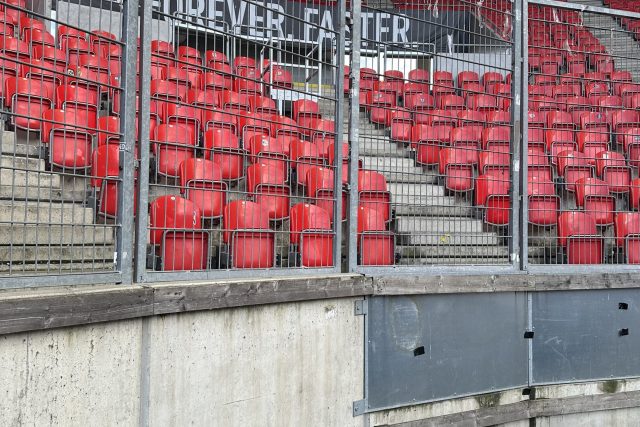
[439, 147, 476, 192]
[479, 151, 510, 175]
[439, 94, 465, 110]
[408, 68, 429, 83]
[482, 126, 510, 152]
[358, 170, 391, 223]
[457, 71, 480, 88]
[545, 129, 576, 163]
[546, 110, 575, 130]
[201, 71, 231, 92]
[201, 108, 237, 134]
[202, 128, 245, 180]
[5, 77, 54, 130]
[187, 88, 220, 108]
[370, 91, 396, 125]
[152, 123, 197, 178]
[528, 176, 559, 226]
[486, 110, 510, 127]
[595, 151, 631, 193]
[557, 150, 594, 192]
[290, 139, 324, 186]
[358, 206, 394, 266]
[91, 144, 137, 219]
[575, 177, 615, 226]
[235, 67, 262, 95]
[476, 174, 510, 226]
[238, 111, 273, 142]
[249, 95, 277, 115]
[289, 203, 333, 267]
[414, 125, 452, 164]
[247, 134, 288, 173]
[390, 109, 413, 143]
[247, 163, 290, 220]
[222, 200, 274, 268]
[466, 94, 498, 111]
[220, 90, 250, 113]
[614, 212, 640, 263]
[263, 65, 293, 90]
[306, 166, 345, 222]
[150, 195, 208, 271]
[163, 103, 201, 138]
[205, 50, 229, 66]
[558, 211, 603, 264]
[178, 158, 226, 220]
[611, 110, 640, 145]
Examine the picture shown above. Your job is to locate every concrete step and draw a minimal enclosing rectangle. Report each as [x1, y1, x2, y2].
[0, 201, 95, 224]
[0, 245, 115, 264]
[0, 260, 115, 274]
[0, 167, 61, 188]
[398, 244, 510, 260]
[397, 256, 509, 265]
[396, 216, 500, 246]
[394, 202, 474, 217]
[388, 182, 446, 198]
[0, 184, 85, 202]
[1, 131, 41, 157]
[0, 224, 115, 245]
[1, 156, 46, 171]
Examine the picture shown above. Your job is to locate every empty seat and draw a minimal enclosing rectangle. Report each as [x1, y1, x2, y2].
[222, 200, 274, 269]
[370, 92, 396, 125]
[486, 110, 510, 127]
[306, 166, 345, 223]
[149, 195, 209, 271]
[475, 174, 510, 226]
[5, 77, 54, 130]
[390, 109, 413, 143]
[457, 71, 480, 88]
[163, 103, 201, 138]
[528, 176, 559, 226]
[557, 150, 594, 192]
[201, 71, 232, 92]
[205, 50, 229, 66]
[546, 129, 576, 163]
[414, 124, 452, 165]
[614, 212, 640, 264]
[439, 94, 465, 110]
[358, 170, 391, 223]
[178, 158, 226, 220]
[249, 95, 277, 115]
[289, 203, 333, 267]
[201, 108, 237, 134]
[221, 90, 250, 113]
[289, 139, 323, 186]
[595, 151, 631, 193]
[611, 110, 640, 144]
[91, 144, 135, 219]
[263, 65, 293, 90]
[235, 67, 262, 95]
[408, 68, 429, 83]
[546, 110, 575, 130]
[233, 56, 256, 72]
[439, 147, 476, 192]
[575, 177, 614, 226]
[466, 94, 498, 111]
[202, 128, 245, 180]
[479, 151, 510, 176]
[558, 211, 603, 264]
[247, 163, 290, 220]
[152, 123, 197, 178]
[482, 126, 510, 152]
[238, 111, 273, 142]
[247, 134, 288, 173]
[358, 206, 394, 266]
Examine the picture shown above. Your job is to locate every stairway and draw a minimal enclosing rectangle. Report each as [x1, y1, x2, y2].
[0, 127, 116, 275]
[318, 96, 510, 266]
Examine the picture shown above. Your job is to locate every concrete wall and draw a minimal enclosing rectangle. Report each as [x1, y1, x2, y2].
[0, 297, 363, 427]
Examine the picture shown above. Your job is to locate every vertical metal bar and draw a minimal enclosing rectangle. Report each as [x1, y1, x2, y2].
[334, 0, 347, 271]
[520, 0, 530, 271]
[527, 291, 534, 385]
[510, 0, 524, 271]
[134, 0, 153, 282]
[347, 0, 362, 271]
[116, 0, 139, 284]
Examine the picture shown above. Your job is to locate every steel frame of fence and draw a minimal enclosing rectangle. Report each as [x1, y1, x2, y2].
[2, 0, 640, 288]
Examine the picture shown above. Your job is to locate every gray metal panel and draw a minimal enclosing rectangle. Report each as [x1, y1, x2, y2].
[531, 289, 640, 384]
[365, 293, 528, 412]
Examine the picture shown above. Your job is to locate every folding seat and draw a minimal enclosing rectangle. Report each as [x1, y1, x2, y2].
[527, 175, 559, 226]
[0, 37, 30, 62]
[24, 28, 56, 50]
[576, 130, 609, 165]
[614, 212, 640, 263]
[294, 99, 322, 136]
[56, 83, 100, 115]
[467, 93, 498, 112]
[540, 54, 562, 75]
[360, 68, 378, 93]
[272, 116, 302, 139]
[404, 92, 434, 111]
[486, 82, 510, 97]
[575, 177, 615, 226]
[585, 81, 610, 99]
[263, 65, 293, 90]
[595, 151, 631, 193]
[152, 123, 198, 178]
[150, 40, 175, 66]
[326, 142, 351, 186]
[414, 124, 451, 164]
[357, 206, 394, 265]
[529, 96, 558, 113]
[439, 94, 465, 110]
[475, 174, 510, 226]
[482, 126, 510, 152]
[201, 108, 238, 135]
[310, 119, 336, 156]
[529, 84, 551, 98]
[557, 211, 603, 264]
[390, 109, 413, 143]
[566, 54, 587, 74]
[595, 95, 623, 114]
[176, 46, 200, 62]
[89, 30, 117, 52]
[545, 129, 576, 162]
[305, 166, 344, 223]
[166, 66, 198, 92]
[41, 108, 96, 170]
[20, 60, 65, 88]
[163, 103, 201, 139]
[559, 73, 584, 87]
[433, 71, 454, 87]
[479, 151, 510, 176]
[611, 110, 640, 145]
[527, 110, 545, 128]
[247, 163, 290, 220]
[553, 84, 581, 100]
[460, 82, 485, 96]
[457, 71, 480, 89]
[432, 83, 456, 99]
[96, 115, 121, 146]
[486, 110, 510, 127]
[383, 70, 404, 95]
[546, 110, 575, 130]
[482, 72, 503, 89]
[205, 50, 229, 66]
[0, 11, 17, 36]
[63, 37, 93, 65]
[533, 74, 557, 87]
[557, 150, 594, 192]
[76, 54, 119, 86]
[149, 195, 209, 271]
[611, 71, 633, 96]
[234, 67, 262, 95]
[223, 200, 276, 269]
[289, 203, 333, 267]
[579, 111, 608, 132]
[565, 97, 590, 122]
[238, 111, 273, 142]
[618, 83, 640, 106]
[91, 144, 137, 219]
[150, 80, 185, 113]
[4, 77, 54, 130]
[594, 57, 615, 75]
[373, 81, 398, 96]
[358, 170, 391, 222]
[210, 61, 233, 89]
[202, 128, 245, 180]
[247, 134, 288, 173]
[406, 68, 428, 83]
[249, 95, 277, 115]
[528, 128, 547, 153]
[439, 147, 476, 192]
[623, 128, 640, 169]
[289, 139, 323, 186]
[422, 109, 456, 128]
[403, 82, 429, 103]
[220, 90, 250, 113]
[187, 88, 219, 109]
[370, 91, 396, 125]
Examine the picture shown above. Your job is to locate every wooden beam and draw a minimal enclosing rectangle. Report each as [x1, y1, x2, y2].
[384, 390, 640, 427]
[374, 273, 640, 295]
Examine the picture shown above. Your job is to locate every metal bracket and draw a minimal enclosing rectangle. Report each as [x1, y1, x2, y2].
[524, 331, 534, 339]
[353, 399, 366, 416]
[355, 299, 368, 316]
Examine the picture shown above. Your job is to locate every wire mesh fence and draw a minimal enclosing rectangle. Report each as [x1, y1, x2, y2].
[0, 0, 639, 287]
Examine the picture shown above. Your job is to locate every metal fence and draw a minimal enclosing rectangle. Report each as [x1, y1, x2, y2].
[0, 0, 639, 288]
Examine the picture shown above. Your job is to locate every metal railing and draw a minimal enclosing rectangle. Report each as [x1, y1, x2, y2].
[0, 0, 639, 288]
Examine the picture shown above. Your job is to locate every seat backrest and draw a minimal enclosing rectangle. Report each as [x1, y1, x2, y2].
[223, 200, 269, 243]
[614, 212, 640, 247]
[149, 195, 201, 245]
[558, 211, 597, 247]
[178, 158, 223, 189]
[289, 203, 331, 245]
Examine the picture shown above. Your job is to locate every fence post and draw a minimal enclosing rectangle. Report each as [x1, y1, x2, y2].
[347, 0, 361, 271]
[334, 0, 347, 271]
[510, 0, 524, 271]
[116, 0, 140, 284]
[520, 0, 530, 270]
[134, 0, 153, 282]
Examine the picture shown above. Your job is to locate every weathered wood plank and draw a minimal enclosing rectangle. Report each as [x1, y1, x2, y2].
[385, 390, 640, 427]
[374, 273, 640, 295]
[0, 284, 154, 335]
[150, 274, 373, 314]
